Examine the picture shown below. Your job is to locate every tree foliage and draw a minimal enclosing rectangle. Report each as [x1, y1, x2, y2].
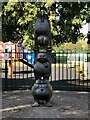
[2, 2, 90, 48]
[52, 2, 88, 45]
[2, 2, 37, 48]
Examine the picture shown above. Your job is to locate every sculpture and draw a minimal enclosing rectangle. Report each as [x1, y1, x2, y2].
[31, 7, 53, 107]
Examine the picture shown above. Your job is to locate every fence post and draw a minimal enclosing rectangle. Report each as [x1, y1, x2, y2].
[5, 49, 8, 89]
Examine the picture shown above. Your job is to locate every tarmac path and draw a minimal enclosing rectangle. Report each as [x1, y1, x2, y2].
[2, 90, 89, 119]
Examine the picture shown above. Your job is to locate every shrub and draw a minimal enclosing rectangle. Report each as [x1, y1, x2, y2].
[53, 39, 88, 51]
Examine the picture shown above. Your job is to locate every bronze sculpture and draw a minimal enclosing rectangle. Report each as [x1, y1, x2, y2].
[31, 7, 53, 107]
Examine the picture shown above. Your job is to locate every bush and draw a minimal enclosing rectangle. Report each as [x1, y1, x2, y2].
[53, 39, 88, 51]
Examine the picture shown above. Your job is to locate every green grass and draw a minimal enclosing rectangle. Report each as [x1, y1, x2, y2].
[53, 39, 88, 51]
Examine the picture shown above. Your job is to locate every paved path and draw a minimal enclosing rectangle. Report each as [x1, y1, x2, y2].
[2, 90, 89, 118]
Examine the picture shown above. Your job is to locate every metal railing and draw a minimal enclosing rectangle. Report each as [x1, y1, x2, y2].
[1, 50, 90, 91]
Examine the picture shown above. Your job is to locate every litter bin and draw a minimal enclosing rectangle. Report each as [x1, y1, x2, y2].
[23, 48, 34, 64]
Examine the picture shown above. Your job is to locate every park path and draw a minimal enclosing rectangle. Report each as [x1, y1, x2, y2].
[2, 90, 89, 118]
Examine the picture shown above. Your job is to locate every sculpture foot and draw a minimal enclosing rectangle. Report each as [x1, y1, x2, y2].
[45, 101, 52, 107]
[32, 102, 40, 107]
[39, 100, 44, 105]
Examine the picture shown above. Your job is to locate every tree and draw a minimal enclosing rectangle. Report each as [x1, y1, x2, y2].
[2, 2, 90, 48]
[51, 2, 88, 45]
[2, 2, 36, 48]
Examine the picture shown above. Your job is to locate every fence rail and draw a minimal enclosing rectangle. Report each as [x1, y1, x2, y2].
[1, 50, 90, 91]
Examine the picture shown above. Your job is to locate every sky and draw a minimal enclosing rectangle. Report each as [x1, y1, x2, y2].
[80, 23, 88, 35]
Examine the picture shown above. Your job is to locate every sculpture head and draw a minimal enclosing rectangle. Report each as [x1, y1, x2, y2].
[37, 52, 48, 63]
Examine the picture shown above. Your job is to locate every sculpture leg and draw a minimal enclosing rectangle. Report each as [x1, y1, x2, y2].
[32, 81, 40, 107]
[45, 80, 53, 107]
[45, 99, 52, 107]
[32, 97, 40, 107]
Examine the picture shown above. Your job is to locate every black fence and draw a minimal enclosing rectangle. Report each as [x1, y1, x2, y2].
[1, 50, 90, 91]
